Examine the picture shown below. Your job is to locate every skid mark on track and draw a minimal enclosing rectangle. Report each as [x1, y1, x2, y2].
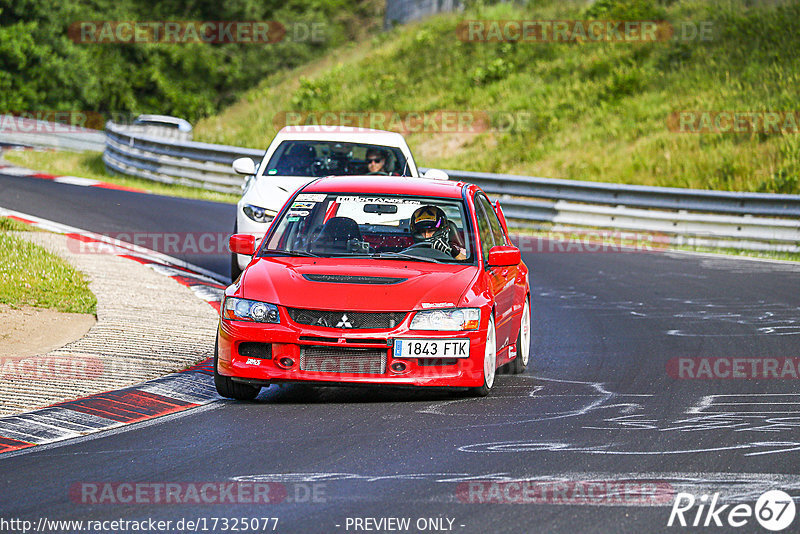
[417, 375, 647, 426]
[231, 471, 800, 506]
[425, 376, 800, 458]
[590, 393, 800, 436]
[654, 298, 800, 336]
[458, 440, 800, 457]
[689, 394, 800, 415]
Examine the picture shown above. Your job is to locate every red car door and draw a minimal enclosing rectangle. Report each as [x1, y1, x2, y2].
[474, 193, 517, 352]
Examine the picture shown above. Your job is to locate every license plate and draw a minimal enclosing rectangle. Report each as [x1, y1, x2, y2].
[393, 339, 469, 359]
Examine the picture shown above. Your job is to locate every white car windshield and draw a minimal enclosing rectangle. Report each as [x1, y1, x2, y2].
[262, 193, 474, 263]
[264, 141, 411, 177]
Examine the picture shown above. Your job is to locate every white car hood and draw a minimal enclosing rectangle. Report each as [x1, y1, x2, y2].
[242, 174, 316, 215]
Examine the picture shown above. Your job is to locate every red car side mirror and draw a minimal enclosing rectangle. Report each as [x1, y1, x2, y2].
[229, 234, 256, 256]
[487, 245, 520, 267]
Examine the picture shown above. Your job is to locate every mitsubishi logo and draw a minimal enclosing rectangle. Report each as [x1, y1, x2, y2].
[336, 313, 353, 328]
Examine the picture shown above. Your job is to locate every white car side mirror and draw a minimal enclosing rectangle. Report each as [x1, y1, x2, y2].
[423, 168, 449, 181]
[232, 157, 256, 175]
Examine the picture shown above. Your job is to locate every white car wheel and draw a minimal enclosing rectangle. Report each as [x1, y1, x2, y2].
[484, 316, 497, 389]
[520, 300, 530, 367]
[468, 315, 497, 396]
[509, 299, 531, 374]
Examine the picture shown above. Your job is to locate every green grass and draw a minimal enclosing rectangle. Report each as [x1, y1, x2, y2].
[0, 218, 97, 314]
[0, 217, 36, 232]
[2, 150, 239, 204]
[195, 0, 800, 194]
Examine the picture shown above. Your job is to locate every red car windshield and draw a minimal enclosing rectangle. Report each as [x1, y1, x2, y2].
[262, 193, 474, 263]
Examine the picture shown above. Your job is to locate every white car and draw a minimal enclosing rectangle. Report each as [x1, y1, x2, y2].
[131, 114, 192, 141]
[229, 125, 447, 280]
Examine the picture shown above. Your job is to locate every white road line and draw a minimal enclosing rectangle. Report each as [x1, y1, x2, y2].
[53, 176, 101, 186]
[713, 402, 800, 405]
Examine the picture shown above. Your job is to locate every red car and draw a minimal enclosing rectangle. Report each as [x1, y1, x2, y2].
[215, 175, 531, 399]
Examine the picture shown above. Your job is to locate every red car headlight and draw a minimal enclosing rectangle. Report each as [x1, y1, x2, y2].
[222, 297, 280, 323]
[410, 308, 480, 331]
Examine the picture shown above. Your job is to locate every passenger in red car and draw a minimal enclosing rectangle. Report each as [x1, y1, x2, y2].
[410, 205, 467, 260]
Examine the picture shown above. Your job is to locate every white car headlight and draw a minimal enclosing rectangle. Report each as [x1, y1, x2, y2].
[243, 204, 275, 224]
[222, 297, 280, 323]
[410, 308, 480, 331]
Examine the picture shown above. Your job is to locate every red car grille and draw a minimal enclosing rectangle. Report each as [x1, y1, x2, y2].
[299, 346, 387, 375]
[286, 308, 406, 330]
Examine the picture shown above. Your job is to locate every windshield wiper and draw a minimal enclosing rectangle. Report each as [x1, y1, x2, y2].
[264, 250, 319, 257]
[371, 252, 442, 264]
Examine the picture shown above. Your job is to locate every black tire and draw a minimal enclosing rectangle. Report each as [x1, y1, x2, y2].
[468, 315, 497, 397]
[231, 220, 243, 282]
[214, 338, 260, 401]
[508, 299, 531, 375]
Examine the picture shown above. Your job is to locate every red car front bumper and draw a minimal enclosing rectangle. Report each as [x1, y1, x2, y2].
[216, 312, 489, 388]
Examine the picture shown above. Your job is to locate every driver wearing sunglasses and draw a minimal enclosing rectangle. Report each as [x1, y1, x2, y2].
[365, 148, 389, 176]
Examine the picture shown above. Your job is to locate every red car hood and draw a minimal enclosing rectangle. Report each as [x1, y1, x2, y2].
[238, 257, 479, 312]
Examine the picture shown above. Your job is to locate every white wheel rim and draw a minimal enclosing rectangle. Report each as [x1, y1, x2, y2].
[520, 300, 531, 366]
[484, 317, 496, 389]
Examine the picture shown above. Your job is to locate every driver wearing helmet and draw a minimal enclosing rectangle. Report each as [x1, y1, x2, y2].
[410, 205, 467, 260]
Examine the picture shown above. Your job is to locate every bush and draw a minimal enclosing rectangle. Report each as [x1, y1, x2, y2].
[0, 0, 383, 123]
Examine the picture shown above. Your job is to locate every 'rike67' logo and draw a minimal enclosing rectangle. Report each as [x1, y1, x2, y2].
[668, 490, 796, 531]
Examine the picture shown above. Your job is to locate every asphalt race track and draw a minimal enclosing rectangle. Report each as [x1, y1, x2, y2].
[0, 173, 235, 277]
[2, 172, 800, 533]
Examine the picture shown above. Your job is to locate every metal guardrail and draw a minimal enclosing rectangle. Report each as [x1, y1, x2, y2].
[423, 169, 800, 252]
[445, 170, 800, 251]
[102, 121, 800, 252]
[0, 115, 105, 152]
[104, 122, 262, 194]
[440, 169, 800, 218]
